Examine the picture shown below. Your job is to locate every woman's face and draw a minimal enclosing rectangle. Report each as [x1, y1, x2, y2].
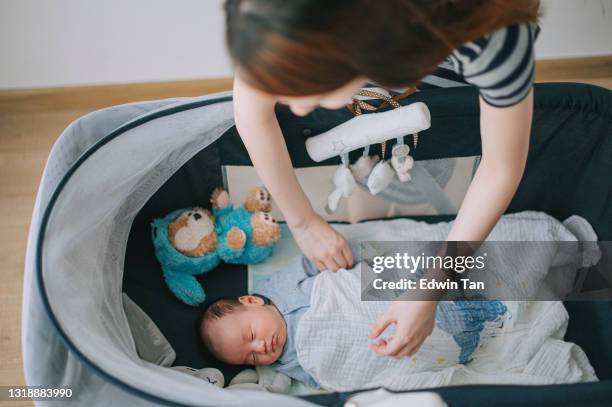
[276, 77, 367, 117]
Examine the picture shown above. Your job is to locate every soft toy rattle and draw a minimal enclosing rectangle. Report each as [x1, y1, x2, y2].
[151, 187, 281, 306]
[306, 96, 430, 211]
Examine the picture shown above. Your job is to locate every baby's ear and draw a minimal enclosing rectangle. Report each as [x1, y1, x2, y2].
[238, 295, 264, 306]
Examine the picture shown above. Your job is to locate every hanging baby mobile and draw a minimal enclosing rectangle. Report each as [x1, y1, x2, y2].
[305, 88, 431, 212]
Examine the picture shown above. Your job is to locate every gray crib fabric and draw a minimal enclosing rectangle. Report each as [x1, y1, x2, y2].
[22, 93, 313, 407]
[122, 293, 176, 367]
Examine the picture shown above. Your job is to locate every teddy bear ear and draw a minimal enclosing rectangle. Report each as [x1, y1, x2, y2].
[210, 187, 219, 200]
[210, 188, 230, 209]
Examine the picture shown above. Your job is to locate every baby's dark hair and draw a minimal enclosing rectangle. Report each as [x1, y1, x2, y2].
[200, 297, 241, 334]
[198, 296, 247, 357]
[201, 296, 243, 321]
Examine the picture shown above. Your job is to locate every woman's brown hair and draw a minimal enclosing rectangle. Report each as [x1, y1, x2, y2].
[225, 0, 540, 96]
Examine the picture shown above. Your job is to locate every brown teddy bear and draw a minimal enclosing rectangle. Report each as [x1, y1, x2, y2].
[151, 187, 280, 306]
[167, 208, 217, 257]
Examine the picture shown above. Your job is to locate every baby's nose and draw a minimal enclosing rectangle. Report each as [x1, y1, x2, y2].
[254, 340, 267, 354]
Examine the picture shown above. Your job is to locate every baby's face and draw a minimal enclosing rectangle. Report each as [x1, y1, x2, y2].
[204, 296, 287, 365]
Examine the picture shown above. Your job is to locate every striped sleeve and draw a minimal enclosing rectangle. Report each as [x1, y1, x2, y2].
[448, 22, 540, 107]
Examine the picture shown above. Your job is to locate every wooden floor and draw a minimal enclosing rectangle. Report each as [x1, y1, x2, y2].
[0, 57, 610, 405]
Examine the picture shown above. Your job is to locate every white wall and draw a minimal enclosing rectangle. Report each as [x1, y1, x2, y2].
[0, 0, 232, 89]
[0, 0, 610, 90]
[537, 0, 612, 58]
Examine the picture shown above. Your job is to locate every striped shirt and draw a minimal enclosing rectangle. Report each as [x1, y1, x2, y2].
[418, 22, 540, 107]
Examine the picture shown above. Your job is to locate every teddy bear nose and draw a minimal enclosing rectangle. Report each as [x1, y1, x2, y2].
[193, 213, 202, 220]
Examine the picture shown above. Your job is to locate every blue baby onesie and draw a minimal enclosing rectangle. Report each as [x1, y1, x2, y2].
[253, 242, 362, 387]
[253, 256, 321, 388]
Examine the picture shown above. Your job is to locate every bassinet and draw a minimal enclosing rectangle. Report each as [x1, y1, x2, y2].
[22, 83, 612, 406]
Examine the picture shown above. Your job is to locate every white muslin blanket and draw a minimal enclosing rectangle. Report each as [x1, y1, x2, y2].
[292, 212, 599, 391]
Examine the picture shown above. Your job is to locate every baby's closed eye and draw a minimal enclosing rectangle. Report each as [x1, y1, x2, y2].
[250, 330, 257, 364]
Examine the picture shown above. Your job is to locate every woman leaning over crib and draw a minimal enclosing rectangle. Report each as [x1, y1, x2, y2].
[224, 0, 539, 358]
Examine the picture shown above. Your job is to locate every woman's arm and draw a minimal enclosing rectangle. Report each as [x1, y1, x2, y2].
[233, 77, 313, 227]
[370, 90, 534, 358]
[447, 89, 533, 241]
[233, 76, 353, 271]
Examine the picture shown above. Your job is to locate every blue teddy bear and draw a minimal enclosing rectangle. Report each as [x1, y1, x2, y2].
[211, 187, 281, 264]
[151, 188, 280, 306]
[151, 208, 220, 306]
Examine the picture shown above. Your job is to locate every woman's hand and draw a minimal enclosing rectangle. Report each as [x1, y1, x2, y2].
[369, 301, 437, 358]
[289, 212, 353, 272]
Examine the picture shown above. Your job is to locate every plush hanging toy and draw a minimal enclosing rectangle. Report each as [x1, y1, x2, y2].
[151, 187, 280, 306]
[390, 142, 415, 182]
[305, 89, 430, 211]
[350, 90, 420, 195]
[326, 154, 357, 213]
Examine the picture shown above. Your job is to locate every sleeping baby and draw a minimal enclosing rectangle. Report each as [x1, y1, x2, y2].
[199, 243, 593, 391]
[200, 244, 507, 390]
[199, 253, 323, 387]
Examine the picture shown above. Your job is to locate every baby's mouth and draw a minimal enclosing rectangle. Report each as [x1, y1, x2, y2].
[271, 335, 276, 353]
